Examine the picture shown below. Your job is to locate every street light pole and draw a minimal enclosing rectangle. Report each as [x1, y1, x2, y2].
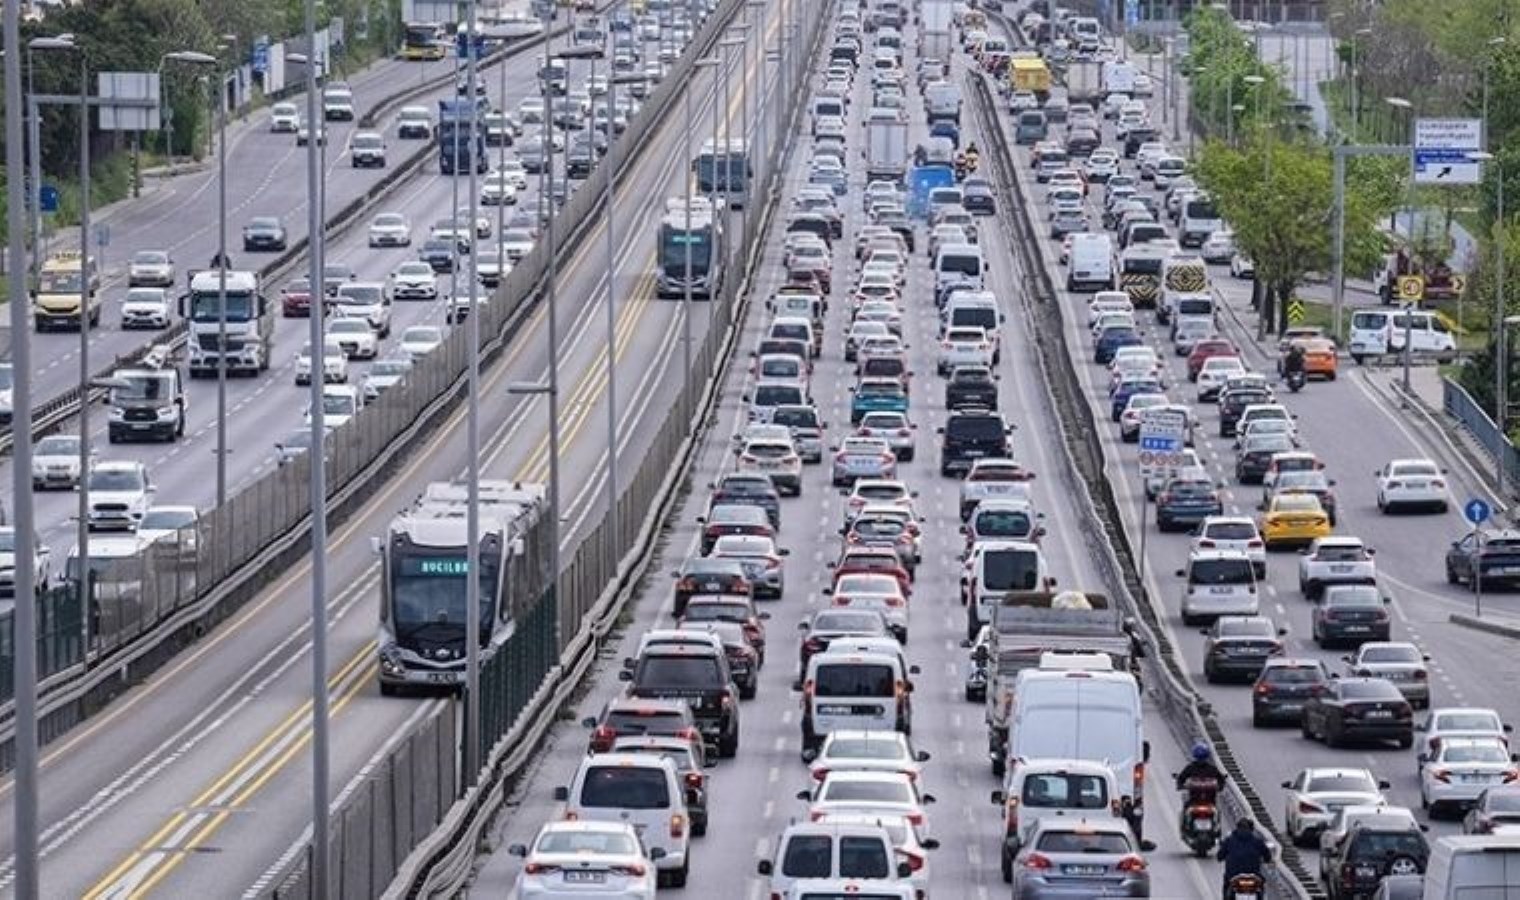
[602, 64, 619, 559]
[1386, 95, 1416, 393]
[1483, 38, 1507, 154]
[301, 0, 332, 886]
[464, 0, 483, 782]
[7, 3, 41, 894]
[1476, 151, 1508, 493]
[215, 56, 229, 508]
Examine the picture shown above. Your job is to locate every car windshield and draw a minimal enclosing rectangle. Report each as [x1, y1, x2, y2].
[322, 395, 355, 415]
[1435, 712, 1502, 731]
[1342, 681, 1400, 700]
[1021, 773, 1110, 809]
[1350, 832, 1425, 859]
[1443, 742, 1510, 763]
[636, 656, 721, 689]
[812, 611, 886, 634]
[1204, 522, 1256, 541]
[1362, 646, 1421, 664]
[1264, 665, 1323, 684]
[1326, 586, 1382, 607]
[1035, 830, 1131, 854]
[36, 435, 79, 456]
[820, 779, 911, 804]
[133, 251, 168, 265]
[1392, 462, 1439, 477]
[1190, 558, 1254, 585]
[139, 509, 195, 530]
[815, 663, 895, 697]
[536, 830, 639, 855]
[579, 767, 670, 810]
[827, 737, 907, 761]
[371, 361, 410, 377]
[91, 469, 144, 491]
[1273, 495, 1322, 513]
[1308, 773, 1378, 793]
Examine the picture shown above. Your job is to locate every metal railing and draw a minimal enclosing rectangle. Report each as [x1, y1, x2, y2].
[1444, 376, 1520, 493]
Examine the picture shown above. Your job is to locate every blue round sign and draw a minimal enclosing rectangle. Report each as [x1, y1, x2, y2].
[1465, 498, 1493, 525]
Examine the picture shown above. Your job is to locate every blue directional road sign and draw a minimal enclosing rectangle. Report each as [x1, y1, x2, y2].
[38, 185, 59, 213]
[1414, 118, 1483, 185]
[1465, 498, 1493, 526]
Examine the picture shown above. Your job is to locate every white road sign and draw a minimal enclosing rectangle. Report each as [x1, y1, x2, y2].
[1414, 118, 1483, 185]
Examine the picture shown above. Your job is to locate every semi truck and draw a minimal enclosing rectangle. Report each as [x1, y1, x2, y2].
[866, 120, 909, 183]
[375, 480, 550, 694]
[182, 269, 273, 376]
[1064, 58, 1103, 105]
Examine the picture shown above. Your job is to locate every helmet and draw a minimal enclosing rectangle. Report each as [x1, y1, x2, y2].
[1191, 742, 1211, 762]
[1235, 818, 1256, 832]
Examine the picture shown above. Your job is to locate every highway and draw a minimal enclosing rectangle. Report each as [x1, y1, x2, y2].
[4, 2, 626, 585]
[0, 0, 772, 894]
[469, 12, 1236, 899]
[988, 5, 1520, 894]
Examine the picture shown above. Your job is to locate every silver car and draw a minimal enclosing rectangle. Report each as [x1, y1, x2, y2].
[1347, 642, 1432, 708]
[831, 437, 897, 486]
[855, 411, 916, 462]
[1011, 818, 1152, 899]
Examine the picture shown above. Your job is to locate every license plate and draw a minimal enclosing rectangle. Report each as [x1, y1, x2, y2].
[1192, 817, 1213, 829]
[1499, 567, 1520, 575]
[563, 870, 605, 884]
[425, 672, 454, 684]
[1209, 587, 1236, 595]
[1342, 625, 1369, 633]
[1355, 865, 1377, 879]
[1329, 564, 1353, 573]
[1461, 774, 1493, 784]
[1406, 480, 1428, 489]
[131, 424, 151, 430]
[1062, 864, 1105, 876]
[1365, 709, 1393, 719]
[817, 704, 857, 715]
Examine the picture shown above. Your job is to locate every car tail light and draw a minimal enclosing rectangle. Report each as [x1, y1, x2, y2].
[1198, 539, 1215, 548]
[1414, 669, 1428, 680]
[677, 727, 700, 742]
[905, 811, 924, 827]
[670, 813, 686, 838]
[1133, 762, 1145, 789]
[1431, 768, 1452, 784]
[1298, 800, 1322, 814]
[880, 453, 895, 464]
[897, 428, 911, 436]
[1433, 479, 1447, 489]
[677, 578, 697, 593]
[886, 595, 904, 607]
[524, 862, 560, 874]
[1386, 480, 1403, 489]
[611, 863, 646, 877]
[590, 726, 616, 752]
[1255, 682, 1274, 695]
[804, 637, 825, 654]
[720, 688, 736, 709]
[1157, 493, 1172, 504]
[834, 595, 851, 606]
[811, 767, 830, 782]
[898, 849, 926, 873]
[685, 771, 704, 790]
[1023, 852, 1053, 870]
[1116, 855, 1147, 873]
[1397, 703, 1414, 717]
[1506, 770, 1520, 784]
[1247, 539, 1264, 548]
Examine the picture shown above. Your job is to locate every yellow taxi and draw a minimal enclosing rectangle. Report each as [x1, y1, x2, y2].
[1279, 336, 1339, 380]
[1259, 492, 1332, 549]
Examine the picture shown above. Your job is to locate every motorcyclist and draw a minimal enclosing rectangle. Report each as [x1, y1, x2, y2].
[965, 141, 980, 171]
[1216, 818, 1272, 898]
[1175, 742, 1226, 833]
[913, 144, 928, 167]
[1282, 343, 1307, 381]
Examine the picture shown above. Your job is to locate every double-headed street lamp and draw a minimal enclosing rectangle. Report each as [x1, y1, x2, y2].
[683, 56, 719, 384]
[1385, 95, 1418, 393]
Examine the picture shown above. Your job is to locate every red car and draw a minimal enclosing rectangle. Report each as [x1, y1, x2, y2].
[281, 278, 315, 317]
[831, 547, 913, 596]
[1187, 338, 1239, 381]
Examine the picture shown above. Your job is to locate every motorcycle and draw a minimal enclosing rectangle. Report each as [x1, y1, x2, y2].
[1224, 872, 1265, 900]
[1178, 776, 1222, 856]
[1285, 368, 1306, 393]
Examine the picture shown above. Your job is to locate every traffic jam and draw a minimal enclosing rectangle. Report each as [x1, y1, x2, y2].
[498, 1, 1520, 899]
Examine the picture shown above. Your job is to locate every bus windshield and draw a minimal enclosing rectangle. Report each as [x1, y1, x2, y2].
[659, 224, 713, 275]
[388, 549, 503, 641]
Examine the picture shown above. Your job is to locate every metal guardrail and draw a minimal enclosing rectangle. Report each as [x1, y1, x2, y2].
[1444, 376, 1520, 493]
[976, 12, 1320, 900]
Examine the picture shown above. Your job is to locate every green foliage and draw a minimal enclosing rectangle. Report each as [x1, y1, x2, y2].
[1182, 6, 1288, 140]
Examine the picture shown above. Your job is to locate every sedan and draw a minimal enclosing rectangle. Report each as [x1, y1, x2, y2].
[709, 534, 787, 599]
[1312, 585, 1393, 648]
[127, 250, 175, 287]
[418, 238, 457, 272]
[361, 358, 411, 402]
[1445, 528, 1520, 588]
[508, 821, 658, 899]
[390, 261, 439, 300]
[1282, 767, 1389, 846]
[1420, 708, 1513, 771]
[855, 411, 917, 462]
[399, 325, 444, 359]
[281, 278, 316, 317]
[1259, 492, 1331, 550]
[1375, 458, 1449, 513]
[119, 287, 171, 330]
[824, 573, 909, 641]
[1200, 229, 1238, 264]
[242, 216, 287, 251]
[1155, 474, 1223, 533]
[1201, 615, 1286, 683]
[1420, 738, 1519, 819]
[30, 434, 86, 490]
[294, 339, 349, 385]
[1252, 657, 1332, 728]
[807, 731, 929, 780]
[1302, 677, 1415, 749]
[801, 771, 936, 840]
[831, 437, 897, 486]
[1010, 817, 1152, 898]
[1463, 785, 1520, 835]
[368, 212, 411, 247]
[1346, 642, 1431, 708]
[325, 317, 379, 360]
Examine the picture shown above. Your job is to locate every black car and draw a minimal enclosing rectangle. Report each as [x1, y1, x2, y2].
[1252, 657, 1331, 727]
[709, 473, 782, 529]
[1445, 528, 1520, 588]
[419, 238, 456, 272]
[685, 620, 761, 699]
[697, 503, 775, 555]
[242, 216, 287, 251]
[1235, 436, 1297, 484]
[1320, 815, 1428, 900]
[670, 556, 751, 617]
[796, 608, 893, 679]
[938, 409, 1013, 477]
[620, 646, 741, 757]
[1123, 127, 1159, 158]
[1462, 784, 1520, 834]
[564, 134, 600, 179]
[1201, 615, 1286, 683]
[1219, 387, 1273, 436]
[1302, 677, 1414, 748]
[1312, 585, 1392, 648]
[962, 178, 996, 215]
[945, 366, 999, 412]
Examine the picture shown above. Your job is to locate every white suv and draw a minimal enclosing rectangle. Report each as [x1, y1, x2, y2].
[86, 460, 153, 531]
[555, 753, 691, 887]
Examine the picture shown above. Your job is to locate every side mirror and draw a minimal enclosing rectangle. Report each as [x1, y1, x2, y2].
[1140, 839, 1158, 852]
[1378, 779, 1392, 790]
[622, 657, 636, 669]
[508, 843, 528, 857]
[370, 536, 383, 554]
[896, 862, 912, 879]
[795, 789, 812, 801]
[991, 790, 1005, 805]
[649, 847, 667, 860]
[922, 837, 941, 850]
[756, 860, 773, 876]
[616, 670, 633, 681]
[552, 786, 569, 801]
[1174, 568, 1185, 577]
[909, 664, 921, 675]
[758, 611, 772, 620]
[1280, 780, 1292, 789]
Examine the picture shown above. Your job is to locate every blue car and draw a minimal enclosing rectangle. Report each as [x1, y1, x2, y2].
[1094, 325, 1144, 364]
[1110, 378, 1165, 421]
[1155, 475, 1224, 532]
[851, 378, 909, 425]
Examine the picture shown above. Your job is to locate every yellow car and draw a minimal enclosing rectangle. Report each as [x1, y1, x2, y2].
[1259, 492, 1331, 549]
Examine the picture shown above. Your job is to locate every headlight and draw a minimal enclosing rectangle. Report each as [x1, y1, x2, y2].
[107, 407, 126, 421]
[156, 406, 176, 419]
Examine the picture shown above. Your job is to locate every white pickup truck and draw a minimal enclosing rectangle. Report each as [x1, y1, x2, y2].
[1297, 536, 1378, 599]
[959, 458, 1037, 520]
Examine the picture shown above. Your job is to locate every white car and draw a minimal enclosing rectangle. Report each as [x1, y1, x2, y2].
[368, 212, 411, 247]
[1421, 738, 1519, 818]
[1083, 151, 1120, 182]
[516, 96, 545, 125]
[1196, 356, 1248, 401]
[135, 505, 199, 559]
[86, 460, 153, 531]
[127, 249, 175, 287]
[508, 821, 659, 899]
[1087, 291, 1135, 326]
[1348, 641, 1431, 708]
[736, 437, 803, 496]
[1009, 89, 1038, 111]
[481, 170, 519, 206]
[389, 261, 438, 300]
[295, 338, 349, 385]
[269, 102, 299, 132]
[1375, 458, 1449, 513]
[120, 287, 172, 329]
[307, 384, 362, 429]
[1282, 767, 1388, 845]
[324, 317, 380, 360]
[500, 228, 537, 262]
[400, 325, 444, 360]
[811, 812, 934, 899]
[0, 526, 50, 597]
[1201, 230, 1237, 264]
[1418, 708, 1513, 771]
[494, 158, 529, 190]
[1230, 251, 1256, 279]
[807, 731, 929, 781]
[31, 433, 87, 490]
[1192, 516, 1267, 577]
[361, 358, 413, 402]
[1132, 73, 1154, 96]
[937, 326, 994, 374]
[803, 770, 936, 841]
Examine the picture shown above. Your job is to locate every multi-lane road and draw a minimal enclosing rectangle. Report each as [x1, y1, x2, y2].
[0, 0, 781, 893]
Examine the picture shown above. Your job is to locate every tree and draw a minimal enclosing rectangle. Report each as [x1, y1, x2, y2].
[1195, 136, 1399, 335]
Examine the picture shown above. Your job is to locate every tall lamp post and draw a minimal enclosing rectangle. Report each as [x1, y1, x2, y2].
[1483, 37, 1508, 154]
[1349, 27, 1371, 136]
[1473, 150, 1508, 494]
[1386, 95, 1416, 392]
[683, 56, 719, 384]
[463, 0, 483, 781]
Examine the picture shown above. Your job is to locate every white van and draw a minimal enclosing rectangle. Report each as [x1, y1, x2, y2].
[992, 758, 1122, 868]
[800, 648, 914, 753]
[1347, 309, 1456, 363]
[940, 292, 1003, 361]
[749, 381, 807, 424]
[1423, 835, 1520, 900]
[757, 821, 912, 898]
[1179, 192, 1223, 248]
[1067, 233, 1115, 292]
[1006, 669, 1148, 834]
[812, 97, 846, 134]
[555, 752, 692, 886]
[1177, 549, 1259, 626]
[934, 243, 984, 302]
[960, 540, 1054, 635]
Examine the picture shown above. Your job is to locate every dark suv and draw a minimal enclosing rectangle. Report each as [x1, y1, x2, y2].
[1251, 657, 1331, 727]
[1321, 815, 1428, 900]
[621, 647, 741, 757]
[1201, 615, 1285, 683]
[945, 366, 999, 411]
[670, 556, 751, 617]
[939, 409, 1012, 477]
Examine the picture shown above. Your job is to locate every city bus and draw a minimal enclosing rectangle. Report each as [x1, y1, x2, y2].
[403, 22, 448, 61]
